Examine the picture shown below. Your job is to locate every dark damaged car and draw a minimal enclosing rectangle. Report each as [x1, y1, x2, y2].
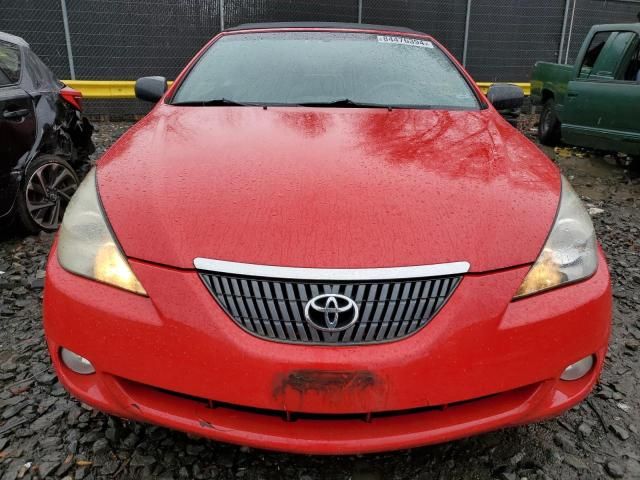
[0, 31, 94, 233]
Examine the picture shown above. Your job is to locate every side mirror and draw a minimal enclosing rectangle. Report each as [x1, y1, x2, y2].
[135, 76, 167, 103]
[486, 83, 524, 111]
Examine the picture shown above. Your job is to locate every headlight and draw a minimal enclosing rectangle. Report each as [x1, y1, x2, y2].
[57, 168, 147, 295]
[514, 176, 597, 299]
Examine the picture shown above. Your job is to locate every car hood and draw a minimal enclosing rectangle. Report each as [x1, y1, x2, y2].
[97, 105, 560, 272]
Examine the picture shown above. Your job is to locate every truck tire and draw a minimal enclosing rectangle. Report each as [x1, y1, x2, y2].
[15, 154, 79, 234]
[538, 99, 561, 146]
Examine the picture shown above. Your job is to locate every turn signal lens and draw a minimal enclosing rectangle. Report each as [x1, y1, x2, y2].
[94, 243, 147, 295]
[515, 249, 565, 297]
[57, 168, 147, 295]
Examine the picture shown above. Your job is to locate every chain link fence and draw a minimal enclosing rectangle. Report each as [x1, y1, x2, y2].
[1, 1, 69, 77]
[1, 0, 639, 117]
[466, 0, 568, 82]
[362, 0, 468, 59]
[225, 0, 358, 25]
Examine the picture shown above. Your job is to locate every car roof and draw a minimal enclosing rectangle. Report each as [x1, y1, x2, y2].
[0, 31, 29, 48]
[226, 22, 421, 35]
[591, 22, 640, 33]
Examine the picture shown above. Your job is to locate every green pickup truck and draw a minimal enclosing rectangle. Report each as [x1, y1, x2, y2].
[531, 23, 640, 158]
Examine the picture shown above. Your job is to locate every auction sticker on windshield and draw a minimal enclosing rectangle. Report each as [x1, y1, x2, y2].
[377, 35, 434, 48]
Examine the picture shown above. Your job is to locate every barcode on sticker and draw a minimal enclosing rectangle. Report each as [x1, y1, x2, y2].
[377, 35, 433, 48]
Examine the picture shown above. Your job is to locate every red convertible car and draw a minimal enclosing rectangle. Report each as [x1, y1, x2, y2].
[44, 23, 611, 454]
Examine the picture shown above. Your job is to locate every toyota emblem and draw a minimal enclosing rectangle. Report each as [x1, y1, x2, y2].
[304, 294, 359, 332]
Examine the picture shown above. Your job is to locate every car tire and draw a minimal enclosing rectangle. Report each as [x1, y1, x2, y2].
[538, 99, 561, 146]
[15, 155, 79, 234]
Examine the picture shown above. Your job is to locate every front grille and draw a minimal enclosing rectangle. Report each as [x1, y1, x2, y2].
[198, 268, 462, 345]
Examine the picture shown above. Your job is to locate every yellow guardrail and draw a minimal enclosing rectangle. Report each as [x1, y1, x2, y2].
[64, 80, 531, 98]
[64, 80, 173, 99]
[477, 82, 531, 96]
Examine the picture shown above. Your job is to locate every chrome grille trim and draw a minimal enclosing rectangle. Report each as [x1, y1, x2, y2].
[196, 260, 466, 345]
[193, 258, 470, 281]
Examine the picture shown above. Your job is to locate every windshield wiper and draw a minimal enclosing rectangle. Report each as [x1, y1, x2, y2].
[171, 98, 253, 107]
[297, 99, 390, 109]
[172, 98, 391, 109]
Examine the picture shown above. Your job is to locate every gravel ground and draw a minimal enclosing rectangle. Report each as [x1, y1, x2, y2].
[0, 117, 639, 480]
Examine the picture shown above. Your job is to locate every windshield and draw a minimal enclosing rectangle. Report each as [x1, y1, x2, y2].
[171, 31, 479, 109]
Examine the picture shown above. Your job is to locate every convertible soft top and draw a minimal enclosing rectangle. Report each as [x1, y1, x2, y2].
[226, 22, 421, 34]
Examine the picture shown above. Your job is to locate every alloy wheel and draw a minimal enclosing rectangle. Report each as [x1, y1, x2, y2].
[25, 162, 78, 230]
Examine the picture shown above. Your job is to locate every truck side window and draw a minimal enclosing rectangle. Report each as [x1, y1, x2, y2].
[578, 32, 612, 79]
[619, 35, 640, 82]
[0, 40, 21, 86]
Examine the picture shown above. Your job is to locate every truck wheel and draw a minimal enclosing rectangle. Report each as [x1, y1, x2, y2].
[538, 99, 561, 146]
[15, 155, 79, 234]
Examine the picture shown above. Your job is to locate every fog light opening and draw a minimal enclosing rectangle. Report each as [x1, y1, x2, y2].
[60, 348, 95, 375]
[560, 355, 595, 381]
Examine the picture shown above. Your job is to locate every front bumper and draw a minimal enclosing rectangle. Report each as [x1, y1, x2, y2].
[43, 246, 611, 454]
